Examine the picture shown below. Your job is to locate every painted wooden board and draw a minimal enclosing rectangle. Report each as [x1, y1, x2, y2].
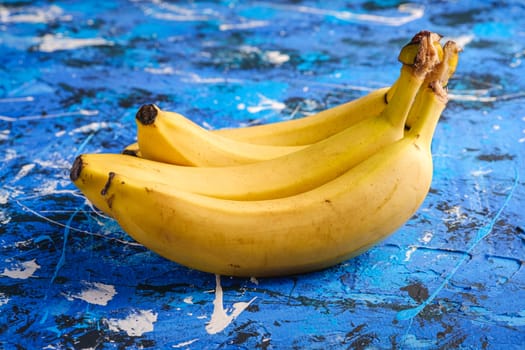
[1, 1, 524, 348]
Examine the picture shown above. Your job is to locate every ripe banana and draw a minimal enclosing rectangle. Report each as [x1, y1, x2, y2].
[122, 86, 389, 155]
[212, 86, 390, 146]
[100, 76, 449, 277]
[70, 32, 445, 216]
[135, 104, 307, 166]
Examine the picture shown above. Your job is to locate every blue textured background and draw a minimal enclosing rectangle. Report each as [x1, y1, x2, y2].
[1, 1, 524, 349]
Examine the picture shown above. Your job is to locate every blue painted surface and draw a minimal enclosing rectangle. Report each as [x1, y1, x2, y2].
[1, 1, 524, 348]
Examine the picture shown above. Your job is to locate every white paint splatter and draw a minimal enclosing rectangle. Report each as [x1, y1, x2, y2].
[419, 231, 433, 244]
[1, 259, 40, 279]
[0, 189, 10, 205]
[444, 205, 467, 223]
[264, 50, 289, 65]
[68, 121, 118, 135]
[239, 45, 260, 54]
[172, 338, 199, 348]
[0, 109, 99, 122]
[183, 296, 194, 304]
[145, 66, 176, 75]
[179, 71, 244, 84]
[0, 96, 34, 103]
[12, 163, 35, 183]
[0, 129, 10, 141]
[0, 209, 11, 225]
[404, 246, 418, 262]
[140, 0, 215, 22]
[219, 20, 269, 31]
[449, 91, 525, 103]
[38, 33, 113, 53]
[148, 11, 209, 22]
[181, 73, 243, 84]
[205, 274, 256, 334]
[55, 130, 66, 137]
[247, 94, 286, 114]
[0, 5, 70, 24]
[471, 168, 493, 177]
[0, 292, 9, 306]
[106, 310, 158, 337]
[64, 281, 117, 306]
[443, 34, 475, 49]
[255, 2, 424, 26]
[145, 67, 245, 84]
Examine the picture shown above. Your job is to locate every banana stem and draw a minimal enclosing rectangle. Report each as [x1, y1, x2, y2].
[387, 32, 444, 103]
[382, 31, 442, 129]
[382, 66, 425, 128]
[405, 39, 460, 130]
[428, 41, 461, 88]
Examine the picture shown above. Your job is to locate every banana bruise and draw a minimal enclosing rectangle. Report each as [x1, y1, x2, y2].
[100, 80, 448, 277]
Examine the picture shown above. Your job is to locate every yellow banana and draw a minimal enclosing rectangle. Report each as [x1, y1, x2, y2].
[212, 86, 389, 146]
[122, 86, 388, 154]
[136, 104, 307, 166]
[124, 85, 389, 156]
[100, 76, 449, 277]
[70, 32, 444, 215]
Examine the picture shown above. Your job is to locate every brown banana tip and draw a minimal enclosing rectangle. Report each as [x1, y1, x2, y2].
[409, 30, 442, 45]
[398, 31, 441, 74]
[70, 155, 84, 182]
[444, 40, 462, 53]
[414, 31, 442, 77]
[136, 104, 158, 125]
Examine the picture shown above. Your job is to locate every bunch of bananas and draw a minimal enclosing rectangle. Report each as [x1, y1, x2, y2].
[70, 31, 460, 277]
